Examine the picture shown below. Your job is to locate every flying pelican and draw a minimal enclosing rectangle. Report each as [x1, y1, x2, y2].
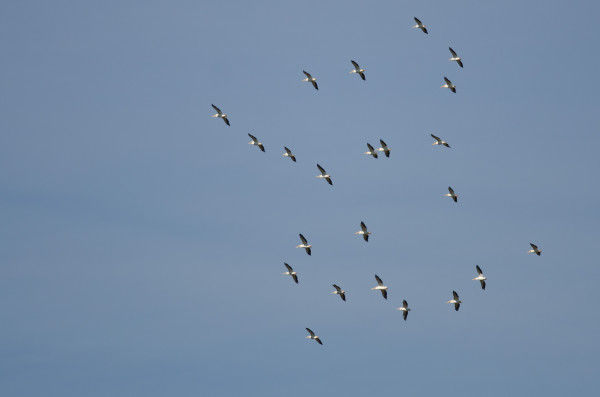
[211, 104, 230, 126]
[355, 221, 371, 242]
[449, 47, 463, 68]
[283, 263, 299, 284]
[332, 284, 346, 301]
[473, 265, 486, 290]
[283, 147, 296, 162]
[528, 243, 541, 256]
[296, 234, 312, 256]
[444, 186, 458, 202]
[302, 70, 318, 90]
[377, 139, 391, 158]
[305, 328, 323, 345]
[248, 133, 265, 152]
[397, 300, 411, 321]
[447, 291, 462, 311]
[431, 134, 450, 148]
[349, 60, 366, 80]
[364, 143, 378, 158]
[413, 17, 428, 34]
[442, 77, 456, 93]
[371, 274, 388, 299]
[316, 164, 332, 185]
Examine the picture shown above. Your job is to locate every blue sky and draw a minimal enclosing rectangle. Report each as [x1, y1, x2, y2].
[1, 1, 599, 396]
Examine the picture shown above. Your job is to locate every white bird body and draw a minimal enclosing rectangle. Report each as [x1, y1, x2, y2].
[473, 265, 487, 290]
[302, 70, 318, 90]
[376, 139, 391, 157]
[349, 60, 366, 80]
[371, 275, 388, 299]
[442, 77, 456, 93]
[354, 221, 371, 242]
[447, 291, 463, 311]
[397, 300, 411, 321]
[211, 104, 230, 126]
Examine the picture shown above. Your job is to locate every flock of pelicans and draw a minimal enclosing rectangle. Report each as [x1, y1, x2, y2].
[210, 17, 543, 346]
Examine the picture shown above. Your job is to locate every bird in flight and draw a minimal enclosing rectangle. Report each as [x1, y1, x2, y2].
[413, 17, 428, 34]
[449, 47, 463, 68]
[442, 77, 456, 93]
[302, 70, 318, 90]
[316, 164, 332, 185]
[431, 134, 450, 148]
[296, 234, 312, 256]
[447, 291, 463, 311]
[211, 104, 230, 126]
[371, 274, 388, 299]
[248, 133, 265, 152]
[349, 60, 366, 80]
[355, 221, 371, 242]
[377, 139, 391, 158]
[331, 284, 346, 301]
[305, 328, 323, 345]
[397, 300, 411, 321]
[444, 186, 458, 202]
[283, 263, 299, 284]
[364, 143, 378, 159]
[528, 243, 542, 256]
[283, 147, 296, 162]
[473, 265, 487, 290]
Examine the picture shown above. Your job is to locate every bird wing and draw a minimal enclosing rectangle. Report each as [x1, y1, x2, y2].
[480, 280, 486, 290]
[299, 234, 307, 244]
[359, 72, 365, 80]
[380, 139, 388, 149]
[363, 234, 369, 242]
[316, 338, 323, 345]
[248, 133, 257, 143]
[223, 117, 230, 126]
[341, 293, 346, 301]
[414, 17, 421, 25]
[351, 60, 360, 69]
[317, 164, 326, 175]
[211, 104, 221, 114]
[382, 290, 388, 300]
[292, 274, 299, 284]
[530, 243, 538, 250]
[453, 291, 459, 300]
[333, 284, 341, 292]
[284, 146, 292, 155]
[449, 47, 457, 57]
[476, 265, 483, 275]
[403, 311, 408, 321]
[448, 187, 455, 195]
[457, 60, 463, 68]
[285, 263, 293, 272]
[431, 134, 442, 143]
[361, 221, 367, 232]
[375, 275, 383, 285]
[306, 328, 315, 337]
[403, 300, 408, 308]
[303, 70, 312, 79]
[312, 81, 318, 90]
[422, 27, 428, 34]
[444, 77, 452, 86]
[326, 177, 332, 185]
[367, 143, 375, 152]
[306, 247, 311, 255]
[455, 303, 460, 311]
[259, 143, 265, 152]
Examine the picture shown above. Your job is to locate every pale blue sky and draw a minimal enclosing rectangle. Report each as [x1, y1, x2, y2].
[1, 1, 599, 396]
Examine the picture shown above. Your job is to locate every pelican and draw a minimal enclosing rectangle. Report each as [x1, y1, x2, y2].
[431, 134, 450, 148]
[444, 186, 458, 202]
[364, 143, 378, 158]
[302, 70, 318, 90]
[211, 104, 230, 126]
[473, 265, 486, 290]
[371, 274, 388, 300]
[248, 133, 265, 152]
[332, 284, 346, 301]
[442, 77, 456, 93]
[377, 139, 391, 158]
[296, 234, 312, 256]
[283, 147, 296, 162]
[316, 164, 332, 185]
[355, 221, 371, 242]
[447, 291, 462, 311]
[397, 300, 411, 321]
[449, 47, 463, 68]
[528, 243, 541, 256]
[349, 60, 366, 80]
[413, 17, 428, 34]
[283, 263, 299, 284]
[305, 328, 323, 345]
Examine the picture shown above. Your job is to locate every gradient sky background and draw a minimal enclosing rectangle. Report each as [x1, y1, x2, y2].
[1, 1, 599, 396]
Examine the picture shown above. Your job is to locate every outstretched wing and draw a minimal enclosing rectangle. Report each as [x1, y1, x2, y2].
[312, 80, 318, 90]
[381, 289, 388, 300]
[375, 274, 383, 285]
[223, 117, 230, 126]
[211, 104, 222, 114]
[333, 284, 341, 292]
[414, 17, 422, 25]
[351, 60, 360, 69]
[449, 47, 458, 58]
[403, 300, 408, 308]
[431, 134, 442, 143]
[317, 164, 326, 175]
[306, 328, 315, 337]
[299, 234, 307, 244]
[444, 77, 452, 86]
[476, 265, 483, 275]
[480, 280, 486, 290]
[361, 221, 367, 232]
[248, 133, 257, 143]
[367, 143, 375, 152]
[292, 274, 299, 284]
[448, 187, 455, 196]
[380, 139, 388, 149]
[403, 311, 408, 321]
[284, 263, 293, 272]
[453, 290, 459, 300]
[303, 70, 312, 79]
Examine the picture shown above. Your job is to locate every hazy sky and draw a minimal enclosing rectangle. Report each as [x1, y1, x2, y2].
[1, 1, 599, 396]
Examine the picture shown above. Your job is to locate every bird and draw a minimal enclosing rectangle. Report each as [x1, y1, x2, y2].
[444, 186, 458, 202]
[431, 134, 450, 148]
[441, 77, 456, 93]
[371, 274, 388, 299]
[282, 263, 298, 284]
[305, 328, 323, 345]
[248, 133, 265, 152]
[296, 234, 312, 256]
[349, 60, 366, 80]
[211, 104, 230, 126]
[355, 221, 371, 242]
[447, 291, 462, 311]
[449, 47, 463, 68]
[397, 300, 411, 321]
[302, 70, 318, 90]
[316, 164, 332, 185]
[473, 265, 487, 290]
[364, 143, 378, 158]
[528, 243, 542, 256]
[332, 284, 346, 301]
[377, 139, 391, 157]
[413, 17, 428, 34]
[283, 147, 296, 162]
